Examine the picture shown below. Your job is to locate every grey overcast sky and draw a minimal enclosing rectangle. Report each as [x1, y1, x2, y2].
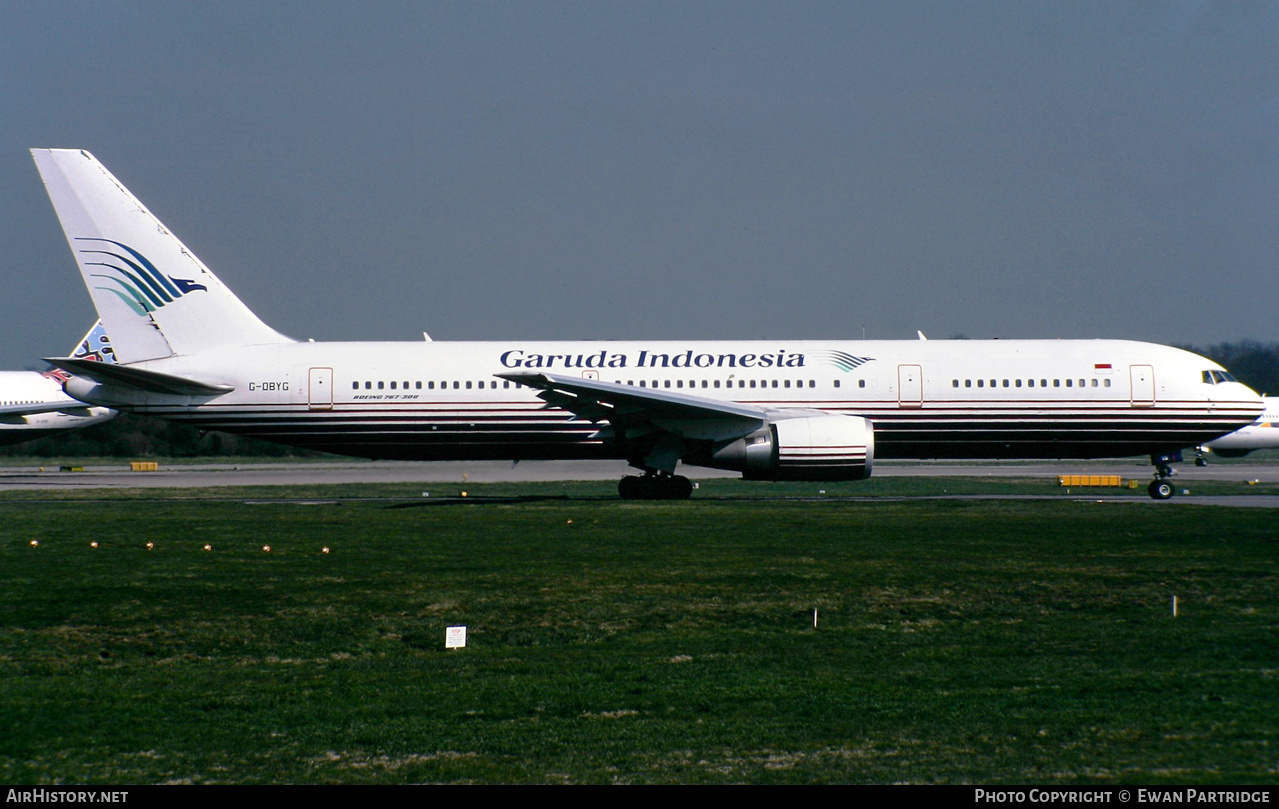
[1, 1, 1276, 368]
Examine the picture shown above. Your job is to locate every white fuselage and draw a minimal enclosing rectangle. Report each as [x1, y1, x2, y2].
[1203, 396, 1279, 456]
[65, 338, 1261, 464]
[0, 370, 115, 446]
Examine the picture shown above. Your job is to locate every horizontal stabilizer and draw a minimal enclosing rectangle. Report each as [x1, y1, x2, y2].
[43, 357, 234, 396]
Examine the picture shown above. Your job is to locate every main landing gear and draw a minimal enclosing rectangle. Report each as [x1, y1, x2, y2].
[618, 472, 694, 500]
[1147, 452, 1180, 500]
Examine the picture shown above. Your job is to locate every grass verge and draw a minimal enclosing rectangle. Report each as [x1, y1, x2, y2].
[1, 484, 1276, 783]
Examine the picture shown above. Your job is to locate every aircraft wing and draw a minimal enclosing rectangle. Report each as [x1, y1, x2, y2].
[498, 371, 833, 444]
[500, 371, 848, 475]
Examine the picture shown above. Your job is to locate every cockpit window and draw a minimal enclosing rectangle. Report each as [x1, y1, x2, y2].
[1212, 370, 1237, 384]
[1203, 371, 1215, 384]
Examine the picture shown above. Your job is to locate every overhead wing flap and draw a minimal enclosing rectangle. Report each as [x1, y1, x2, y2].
[500, 371, 769, 442]
[43, 357, 234, 396]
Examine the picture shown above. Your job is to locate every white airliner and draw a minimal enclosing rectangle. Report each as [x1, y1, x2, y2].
[1198, 396, 1279, 460]
[0, 321, 116, 446]
[30, 148, 1263, 499]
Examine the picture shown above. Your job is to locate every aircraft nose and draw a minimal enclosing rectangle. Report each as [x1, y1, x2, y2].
[1239, 384, 1265, 415]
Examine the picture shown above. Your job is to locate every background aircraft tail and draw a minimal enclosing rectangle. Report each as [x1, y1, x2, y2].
[31, 149, 292, 364]
[38, 320, 118, 387]
[68, 320, 117, 364]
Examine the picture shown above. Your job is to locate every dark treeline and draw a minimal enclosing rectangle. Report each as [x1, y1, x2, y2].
[0, 412, 325, 459]
[4, 341, 1277, 458]
[1182, 342, 1279, 396]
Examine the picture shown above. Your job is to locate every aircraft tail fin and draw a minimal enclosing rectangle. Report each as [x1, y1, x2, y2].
[31, 149, 293, 364]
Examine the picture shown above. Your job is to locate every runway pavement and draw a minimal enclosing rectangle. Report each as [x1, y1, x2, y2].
[2, 457, 1279, 507]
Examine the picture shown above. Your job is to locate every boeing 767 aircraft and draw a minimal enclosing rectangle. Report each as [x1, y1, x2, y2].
[30, 149, 1262, 499]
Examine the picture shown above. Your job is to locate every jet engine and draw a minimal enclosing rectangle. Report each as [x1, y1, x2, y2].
[707, 415, 874, 481]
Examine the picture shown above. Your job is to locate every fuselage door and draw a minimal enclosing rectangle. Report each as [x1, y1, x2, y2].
[898, 364, 923, 408]
[1130, 365, 1155, 407]
[309, 367, 334, 411]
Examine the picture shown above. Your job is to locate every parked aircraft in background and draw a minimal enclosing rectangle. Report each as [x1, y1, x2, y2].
[31, 149, 1262, 499]
[0, 321, 116, 446]
[1196, 396, 1279, 462]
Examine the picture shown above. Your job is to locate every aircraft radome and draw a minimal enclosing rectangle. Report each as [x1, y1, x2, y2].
[0, 321, 116, 447]
[31, 149, 1262, 499]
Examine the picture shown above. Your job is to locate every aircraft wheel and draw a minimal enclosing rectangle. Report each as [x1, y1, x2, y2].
[618, 476, 642, 499]
[1195, 457, 1207, 467]
[1148, 480, 1175, 500]
[671, 475, 693, 500]
[618, 474, 693, 500]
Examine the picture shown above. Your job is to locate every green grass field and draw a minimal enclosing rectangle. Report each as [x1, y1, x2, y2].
[1, 480, 1276, 784]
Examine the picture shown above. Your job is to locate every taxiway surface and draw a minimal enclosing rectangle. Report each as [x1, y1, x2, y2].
[2, 458, 1278, 507]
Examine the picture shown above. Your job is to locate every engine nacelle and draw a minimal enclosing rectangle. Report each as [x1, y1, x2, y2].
[708, 415, 874, 481]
